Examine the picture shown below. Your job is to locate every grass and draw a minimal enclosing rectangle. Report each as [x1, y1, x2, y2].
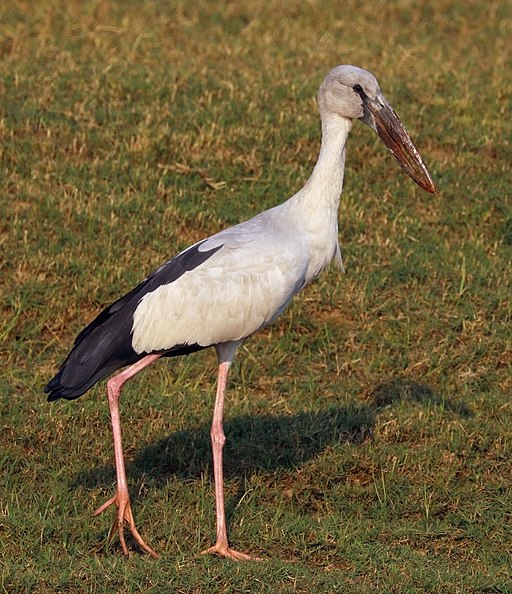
[1, 0, 511, 592]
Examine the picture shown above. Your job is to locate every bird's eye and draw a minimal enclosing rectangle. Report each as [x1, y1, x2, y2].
[353, 84, 364, 94]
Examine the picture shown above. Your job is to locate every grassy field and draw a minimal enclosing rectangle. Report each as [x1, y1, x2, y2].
[1, 0, 511, 592]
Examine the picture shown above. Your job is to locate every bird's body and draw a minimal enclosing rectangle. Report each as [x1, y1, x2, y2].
[131, 194, 334, 353]
[46, 118, 349, 401]
[45, 66, 436, 560]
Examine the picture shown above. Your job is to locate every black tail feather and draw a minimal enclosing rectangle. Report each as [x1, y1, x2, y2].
[44, 310, 142, 401]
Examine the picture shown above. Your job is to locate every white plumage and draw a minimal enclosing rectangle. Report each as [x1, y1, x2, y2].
[134, 215, 313, 351]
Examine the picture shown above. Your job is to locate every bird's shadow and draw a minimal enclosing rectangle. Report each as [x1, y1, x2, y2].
[75, 377, 470, 492]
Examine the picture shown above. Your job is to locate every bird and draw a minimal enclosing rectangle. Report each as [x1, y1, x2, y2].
[45, 65, 436, 560]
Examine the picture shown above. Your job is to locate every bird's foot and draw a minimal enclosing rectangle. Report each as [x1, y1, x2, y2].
[93, 493, 160, 558]
[201, 541, 259, 561]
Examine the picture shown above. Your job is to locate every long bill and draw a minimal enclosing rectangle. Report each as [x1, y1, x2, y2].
[362, 96, 437, 194]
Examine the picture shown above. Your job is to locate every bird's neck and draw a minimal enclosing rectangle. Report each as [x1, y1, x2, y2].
[281, 115, 352, 281]
[292, 115, 352, 216]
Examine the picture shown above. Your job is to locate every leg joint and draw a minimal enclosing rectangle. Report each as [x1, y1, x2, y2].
[211, 423, 226, 448]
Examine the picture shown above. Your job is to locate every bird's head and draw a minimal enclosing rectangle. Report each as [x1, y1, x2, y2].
[318, 65, 437, 194]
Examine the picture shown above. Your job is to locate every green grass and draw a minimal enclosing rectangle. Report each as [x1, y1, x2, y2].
[1, 0, 511, 592]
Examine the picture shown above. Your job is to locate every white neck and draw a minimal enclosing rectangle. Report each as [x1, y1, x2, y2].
[279, 114, 352, 280]
[290, 114, 352, 217]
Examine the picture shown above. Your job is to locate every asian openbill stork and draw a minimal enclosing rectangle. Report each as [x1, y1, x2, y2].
[45, 65, 436, 560]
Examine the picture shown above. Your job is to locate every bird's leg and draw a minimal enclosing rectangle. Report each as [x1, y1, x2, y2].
[201, 360, 255, 561]
[92, 354, 161, 558]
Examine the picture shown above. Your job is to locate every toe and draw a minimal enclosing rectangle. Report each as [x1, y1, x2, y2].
[201, 543, 259, 561]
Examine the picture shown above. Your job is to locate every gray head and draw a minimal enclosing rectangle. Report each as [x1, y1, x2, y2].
[318, 65, 381, 120]
[318, 65, 436, 194]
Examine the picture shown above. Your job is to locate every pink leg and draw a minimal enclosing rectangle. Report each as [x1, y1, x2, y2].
[93, 353, 161, 558]
[201, 361, 256, 560]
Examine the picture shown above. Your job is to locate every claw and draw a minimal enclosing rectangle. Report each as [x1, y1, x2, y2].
[93, 493, 160, 558]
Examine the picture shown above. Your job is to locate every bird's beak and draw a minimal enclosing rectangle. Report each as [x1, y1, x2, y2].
[361, 95, 437, 194]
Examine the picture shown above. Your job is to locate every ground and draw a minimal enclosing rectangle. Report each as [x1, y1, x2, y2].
[1, 1, 511, 592]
